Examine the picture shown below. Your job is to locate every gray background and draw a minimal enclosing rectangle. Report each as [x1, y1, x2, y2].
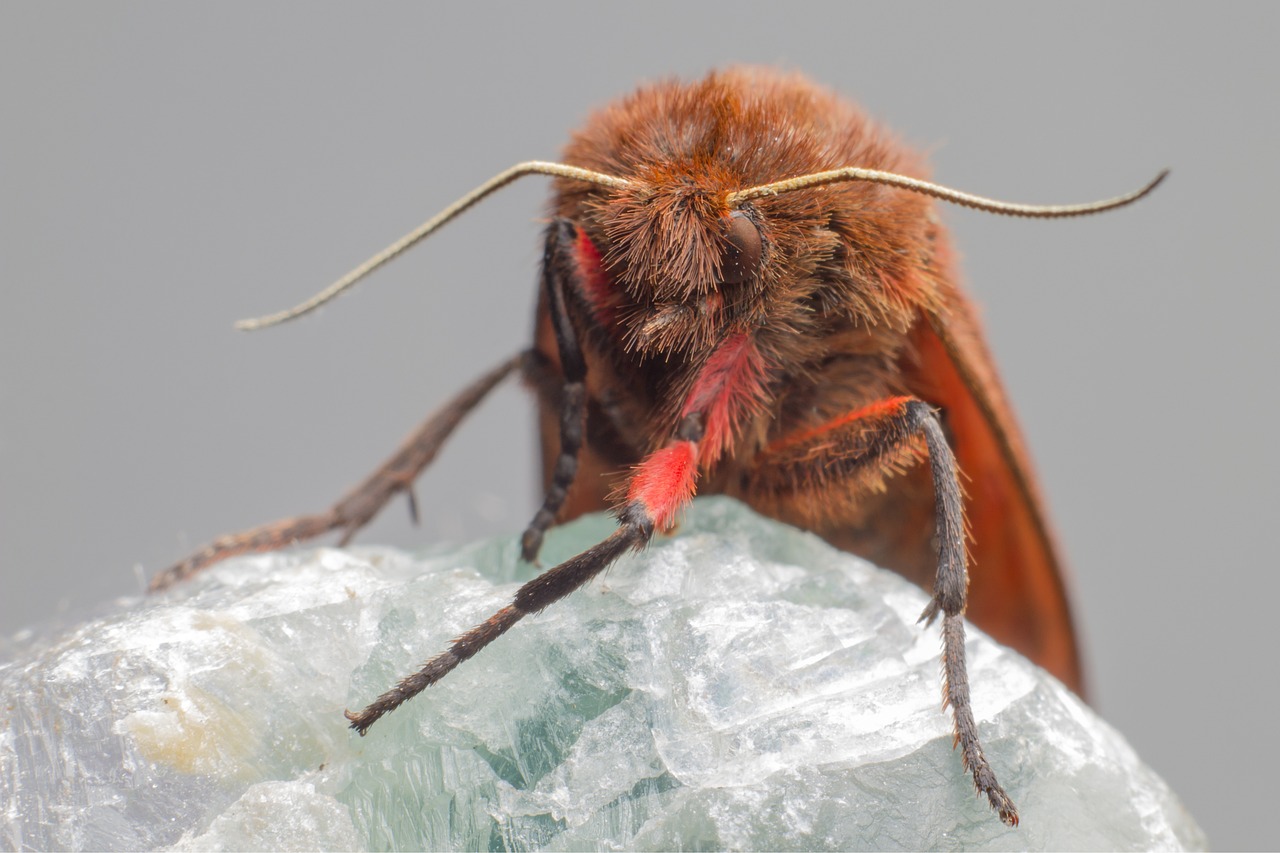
[1, 4, 1274, 848]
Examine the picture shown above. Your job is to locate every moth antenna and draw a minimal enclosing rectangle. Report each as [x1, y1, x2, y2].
[728, 168, 1168, 219]
[235, 161, 632, 330]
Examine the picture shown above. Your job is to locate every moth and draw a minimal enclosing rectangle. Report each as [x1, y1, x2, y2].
[152, 68, 1163, 826]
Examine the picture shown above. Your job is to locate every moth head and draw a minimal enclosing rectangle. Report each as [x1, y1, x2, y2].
[580, 171, 772, 355]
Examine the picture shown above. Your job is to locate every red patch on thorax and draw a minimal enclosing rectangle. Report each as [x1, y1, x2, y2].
[681, 332, 768, 466]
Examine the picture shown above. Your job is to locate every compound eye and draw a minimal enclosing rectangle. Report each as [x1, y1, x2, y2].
[719, 209, 762, 285]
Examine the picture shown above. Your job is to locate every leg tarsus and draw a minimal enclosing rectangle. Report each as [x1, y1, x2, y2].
[941, 614, 1019, 827]
[150, 352, 525, 592]
[346, 519, 646, 734]
[346, 604, 524, 735]
[149, 512, 337, 592]
[521, 381, 585, 562]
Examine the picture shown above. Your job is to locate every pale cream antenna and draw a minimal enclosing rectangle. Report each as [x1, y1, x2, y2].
[240, 162, 1167, 330]
[728, 168, 1169, 218]
[236, 161, 633, 331]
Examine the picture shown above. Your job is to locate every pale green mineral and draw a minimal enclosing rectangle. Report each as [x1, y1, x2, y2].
[0, 498, 1205, 851]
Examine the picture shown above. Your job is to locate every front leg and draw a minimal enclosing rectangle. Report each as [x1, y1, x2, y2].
[345, 413, 704, 734]
[747, 396, 1018, 827]
[521, 219, 589, 563]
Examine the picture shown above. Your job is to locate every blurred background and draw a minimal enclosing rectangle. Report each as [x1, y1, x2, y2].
[2, 4, 1274, 847]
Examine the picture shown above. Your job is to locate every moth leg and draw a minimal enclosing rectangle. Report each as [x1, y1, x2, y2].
[150, 352, 526, 592]
[748, 396, 1018, 827]
[521, 219, 587, 563]
[346, 413, 704, 734]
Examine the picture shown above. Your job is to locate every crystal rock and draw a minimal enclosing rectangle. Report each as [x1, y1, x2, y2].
[1, 497, 1205, 851]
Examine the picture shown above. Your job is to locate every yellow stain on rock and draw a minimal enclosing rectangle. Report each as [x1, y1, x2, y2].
[120, 611, 274, 779]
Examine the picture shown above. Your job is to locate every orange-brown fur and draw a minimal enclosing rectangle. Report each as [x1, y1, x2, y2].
[533, 67, 1083, 693]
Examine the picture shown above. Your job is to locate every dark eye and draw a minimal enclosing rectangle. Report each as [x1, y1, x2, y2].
[719, 209, 763, 285]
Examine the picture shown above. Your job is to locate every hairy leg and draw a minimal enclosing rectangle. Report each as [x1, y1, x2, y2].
[150, 352, 526, 591]
[521, 219, 587, 563]
[346, 413, 704, 734]
[748, 396, 1017, 826]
